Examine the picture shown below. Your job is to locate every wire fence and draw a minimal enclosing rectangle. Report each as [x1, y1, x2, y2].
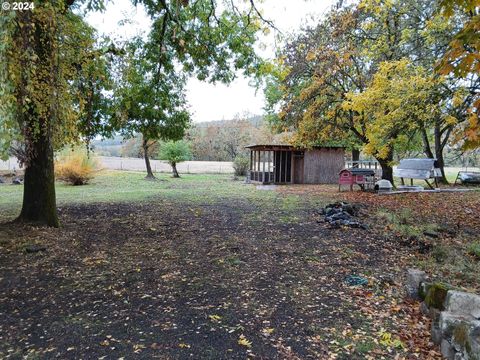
[97, 156, 234, 174]
[2, 156, 478, 177]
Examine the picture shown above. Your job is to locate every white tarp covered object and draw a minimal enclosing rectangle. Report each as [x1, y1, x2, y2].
[393, 158, 441, 180]
[457, 171, 480, 184]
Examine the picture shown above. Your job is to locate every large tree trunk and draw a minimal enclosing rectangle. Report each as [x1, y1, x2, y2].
[17, 132, 59, 227]
[435, 146, 448, 185]
[142, 137, 155, 179]
[434, 124, 449, 184]
[171, 162, 180, 178]
[421, 123, 449, 184]
[15, 9, 59, 227]
[351, 149, 360, 167]
[376, 148, 394, 185]
[378, 160, 394, 184]
[421, 127, 435, 159]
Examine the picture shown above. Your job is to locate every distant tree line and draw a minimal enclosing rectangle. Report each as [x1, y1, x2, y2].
[94, 116, 275, 162]
[187, 116, 274, 161]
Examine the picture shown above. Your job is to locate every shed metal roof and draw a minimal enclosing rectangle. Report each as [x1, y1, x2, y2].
[245, 144, 345, 150]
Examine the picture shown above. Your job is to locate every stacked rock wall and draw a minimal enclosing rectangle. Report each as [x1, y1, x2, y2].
[407, 269, 480, 359]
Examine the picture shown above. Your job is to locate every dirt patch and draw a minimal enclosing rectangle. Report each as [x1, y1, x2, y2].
[0, 199, 438, 358]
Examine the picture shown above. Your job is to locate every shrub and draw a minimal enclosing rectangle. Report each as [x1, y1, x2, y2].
[55, 147, 98, 185]
[233, 155, 249, 176]
[159, 140, 191, 178]
[432, 245, 449, 263]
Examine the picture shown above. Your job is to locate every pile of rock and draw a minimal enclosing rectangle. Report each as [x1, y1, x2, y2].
[320, 202, 367, 229]
[12, 177, 23, 185]
[407, 269, 480, 360]
[0, 172, 23, 185]
[434, 291, 480, 359]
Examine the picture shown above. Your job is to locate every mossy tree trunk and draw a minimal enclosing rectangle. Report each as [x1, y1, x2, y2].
[18, 132, 59, 227]
[16, 9, 59, 227]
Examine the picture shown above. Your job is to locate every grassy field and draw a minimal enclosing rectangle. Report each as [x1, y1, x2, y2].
[0, 171, 479, 358]
[0, 171, 276, 220]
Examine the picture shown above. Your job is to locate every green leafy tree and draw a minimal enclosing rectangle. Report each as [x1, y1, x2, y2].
[343, 59, 443, 181]
[113, 38, 189, 179]
[233, 155, 249, 176]
[0, 0, 271, 226]
[159, 140, 192, 178]
[0, 2, 112, 226]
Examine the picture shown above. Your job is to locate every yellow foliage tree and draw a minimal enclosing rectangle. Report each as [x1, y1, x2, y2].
[438, 0, 480, 149]
[343, 60, 443, 181]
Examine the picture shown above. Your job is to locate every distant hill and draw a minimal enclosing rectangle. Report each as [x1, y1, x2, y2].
[193, 115, 264, 128]
[90, 115, 267, 157]
[91, 135, 124, 156]
[91, 134, 124, 147]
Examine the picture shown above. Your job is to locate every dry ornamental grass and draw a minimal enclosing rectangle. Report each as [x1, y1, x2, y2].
[55, 149, 99, 185]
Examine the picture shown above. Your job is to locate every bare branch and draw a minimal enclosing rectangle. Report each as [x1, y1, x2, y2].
[248, 0, 280, 33]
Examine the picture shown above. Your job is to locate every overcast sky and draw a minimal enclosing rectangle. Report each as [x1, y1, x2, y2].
[86, 0, 335, 122]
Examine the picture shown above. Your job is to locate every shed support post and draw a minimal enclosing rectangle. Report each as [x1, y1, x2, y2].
[262, 151, 266, 183]
[250, 151, 253, 171]
[252, 151, 255, 181]
[267, 151, 271, 182]
[273, 151, 276, 183]
[253, 151, 257, 181]
[257, 150, 262, 181]
[280, 151, 284, 183]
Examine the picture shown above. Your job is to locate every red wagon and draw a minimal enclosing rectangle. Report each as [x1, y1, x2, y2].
[339, 168, 376, 191]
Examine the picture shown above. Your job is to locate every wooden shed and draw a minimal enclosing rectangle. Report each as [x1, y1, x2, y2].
[246, 144, 345, 184]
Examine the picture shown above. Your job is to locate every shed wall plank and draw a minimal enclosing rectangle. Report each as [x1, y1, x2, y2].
[303, 149, 345, 184]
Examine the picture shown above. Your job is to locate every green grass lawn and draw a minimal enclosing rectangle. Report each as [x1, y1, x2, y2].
[0, 171, 300, 221]
[1, 170, 476, 220]
[0, 167, 473, 214]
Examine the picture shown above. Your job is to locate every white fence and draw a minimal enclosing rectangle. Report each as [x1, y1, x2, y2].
[345, 160, 382, 176]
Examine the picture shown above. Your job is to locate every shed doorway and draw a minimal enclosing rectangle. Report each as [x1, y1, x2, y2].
[293, 151, 304, 184]
[274, 150, 292, 183]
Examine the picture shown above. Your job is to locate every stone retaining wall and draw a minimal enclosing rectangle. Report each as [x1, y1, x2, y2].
[407, 269, 480, 359]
